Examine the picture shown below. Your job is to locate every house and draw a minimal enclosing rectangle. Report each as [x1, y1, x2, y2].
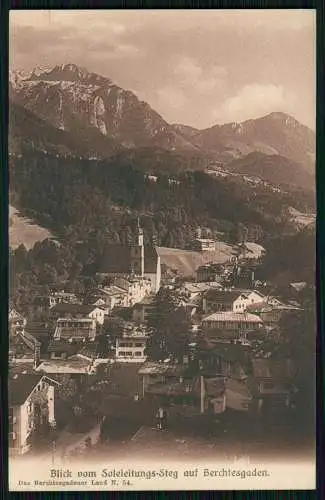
[203, 290, 242, 314]
[49, 291, 80, 308]
[246, 297, 303, 326]
[194, 238, 216, 252]
[144, 376, 203, 413]
[9, 330, 41, 368]
[97, 219, 161, 293]
[50, 303, 105, 325]
[53, 317, 97, 342]
[203, 289, 265, 314]
[138, 362, 188, 398]
[202, 312, 263, 343]
[9, 374, 60, 456]
[202, 311, 263, 331]
[113, 276, 153, 307]
[196, 341, 254, 412]
[24, 322, 52, 356]
[115, 324, 148, 363]
[246, 303, 283, 326]
[90, 297, 110, 315]
[183, 282, 222, 301]
[138, 361, 206, 414]
[139, 363, 227, 416]
[56, 416, 103, 460]
[133, 295, 156, 323]
[250, 358, 296, 413]
[197, 341, 251, 380]
[9, 308, 27, 336]
[94, 285, 129, 312]
[232, 290, 266, 312]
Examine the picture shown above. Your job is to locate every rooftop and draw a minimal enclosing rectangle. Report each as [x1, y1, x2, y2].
[138, 362, 187, 377]
[9, 308, 25, 321]
[9, 332, 39, 359]
[184, 282, 222, 294]
[9, 374, 43, 405]
[35, 356, 92, 374]
[204, 290, 241, 302]
[57, 317, 95, 324]
[25, 322, 52, 338]
[243, 242, 266, 255]
[246, 302, 274, 313]
[157, 246, 235, 277]
[202, 312, 263, 323]
[98, 286, 128, 297]
[9, 364, 37, 376]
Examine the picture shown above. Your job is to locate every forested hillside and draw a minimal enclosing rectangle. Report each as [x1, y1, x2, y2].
[10, 149, 308, 250]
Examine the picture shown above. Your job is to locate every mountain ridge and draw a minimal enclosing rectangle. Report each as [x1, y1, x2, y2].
[9, 62, 316, 187]
[10, 63, 200, 153]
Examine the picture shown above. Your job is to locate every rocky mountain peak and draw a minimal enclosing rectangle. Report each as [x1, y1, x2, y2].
[10, 63, 199, 152]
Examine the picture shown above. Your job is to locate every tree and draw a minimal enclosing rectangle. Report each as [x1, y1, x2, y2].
[146, 287, 190, 363]
[275, 293, 316, 433]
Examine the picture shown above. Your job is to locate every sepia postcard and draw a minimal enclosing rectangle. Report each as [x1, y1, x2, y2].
[8, 9, 316, 491]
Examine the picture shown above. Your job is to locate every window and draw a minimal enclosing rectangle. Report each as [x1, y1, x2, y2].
[135, 343, 143, 347]
[135, 351, 142, 356]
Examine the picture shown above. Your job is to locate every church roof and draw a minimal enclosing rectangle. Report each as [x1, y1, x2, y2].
[98, 244, 158, 274]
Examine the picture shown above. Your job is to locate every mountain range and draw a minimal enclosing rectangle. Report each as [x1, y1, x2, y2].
[9, 63, 315, 189]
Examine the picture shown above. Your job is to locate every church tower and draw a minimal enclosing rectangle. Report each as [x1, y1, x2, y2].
[130, 218, 144, 276]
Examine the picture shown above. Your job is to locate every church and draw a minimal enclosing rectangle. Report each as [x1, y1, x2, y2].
[97, 219, 161, 294]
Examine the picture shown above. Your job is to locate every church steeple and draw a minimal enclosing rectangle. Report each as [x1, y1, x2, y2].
[130, 217, 144, 276]
[135, 217, 144, 247]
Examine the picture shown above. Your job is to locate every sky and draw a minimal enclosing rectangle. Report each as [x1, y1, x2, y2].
[9, 9, 316, 130]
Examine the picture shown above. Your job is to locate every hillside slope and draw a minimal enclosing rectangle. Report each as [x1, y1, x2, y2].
[227, 152, 315, 190]
[191, 112, 315, 171]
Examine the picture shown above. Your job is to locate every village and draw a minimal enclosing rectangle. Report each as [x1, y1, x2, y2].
[9, 218, 310, 463]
